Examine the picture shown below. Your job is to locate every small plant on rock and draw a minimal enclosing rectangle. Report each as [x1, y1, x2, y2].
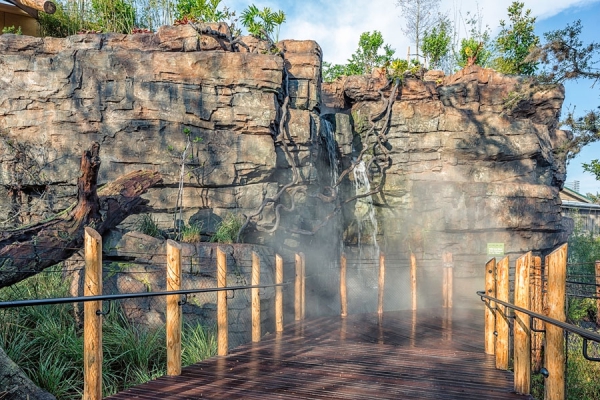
[136, 214, 163, 238]
[211, 213, 243, 243]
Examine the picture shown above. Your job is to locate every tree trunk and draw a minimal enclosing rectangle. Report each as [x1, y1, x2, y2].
[10, 0, 55, 13]
[0, 346, 56, 400]
[0, 142, 162, 289]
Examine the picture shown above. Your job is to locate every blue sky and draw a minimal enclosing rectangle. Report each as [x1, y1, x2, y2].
[226, 0, 600, 195]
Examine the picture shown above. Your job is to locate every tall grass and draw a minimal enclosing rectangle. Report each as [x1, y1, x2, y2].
[0, 269, 217, 399]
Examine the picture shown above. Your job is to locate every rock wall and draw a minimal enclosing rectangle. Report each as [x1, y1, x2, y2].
[323, 66, 571, 307]
[0, 28, 572, 311]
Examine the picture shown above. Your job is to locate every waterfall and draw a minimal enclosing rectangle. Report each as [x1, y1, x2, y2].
[320, 118, 339, 186]
[353, 161, 380, 289]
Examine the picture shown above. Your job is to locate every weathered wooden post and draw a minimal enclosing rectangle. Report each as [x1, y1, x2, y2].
[484, 258, 496, 356]
[495, 256, 510, 370]
[514, 252, 531, 395]
[83, 227, 102, 400]
[217, 247, 228, 356]
[378, 252, 385, 315]
[340, 253, 348, 318]
[545, 244, 567, 400]
[295, 253, 302, 321]
[410, 253, 417, 311]
[275, 254, 284, 333]
[442, 252, 453, 308]
[252, 252, 261, 342]
[166, 240, 182, 376]
[531, 256, 544, 372]
[596, 261, 600, 327]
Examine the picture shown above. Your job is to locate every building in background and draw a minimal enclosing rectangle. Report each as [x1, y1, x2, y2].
[560, 187, 600, 234]
[0, 0, 39, 36]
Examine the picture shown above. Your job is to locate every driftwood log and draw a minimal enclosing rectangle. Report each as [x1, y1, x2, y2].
[0, 142, 162, 289]
[8, 0, 55, 14]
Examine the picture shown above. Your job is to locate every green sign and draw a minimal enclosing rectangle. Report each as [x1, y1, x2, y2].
[487, 243, 505, 256]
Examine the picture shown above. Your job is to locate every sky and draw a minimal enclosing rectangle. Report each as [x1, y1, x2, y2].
[224, 0, 600, 196]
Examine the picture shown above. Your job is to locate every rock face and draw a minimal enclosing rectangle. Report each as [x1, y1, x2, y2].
[1, 28, 571, 311]
[323, 66, 571, 307]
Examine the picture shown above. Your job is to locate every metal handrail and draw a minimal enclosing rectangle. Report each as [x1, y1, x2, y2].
[0, 282, 291, 310]
[477, 290, 600, 362]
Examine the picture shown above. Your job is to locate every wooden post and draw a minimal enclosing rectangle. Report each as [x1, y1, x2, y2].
[166, 240, 182, 376]
[495, 256, 510, 370]
[484, 258, 496, 355]
[545, 244, 567, 400]
[340, 253, 348, 318]
[596, 261, 600, 327]
[83, 227, 102, 400]
[300, 252, 306, 320]
[514, 252, 531, 395]
[531, 256, 543, 372]
[378, 252, 385, 315]
[410, 253, 417, 311]
[251, 252, 261, 342]
[295, 253, 302, 321]
[275, 254, 283, 333]
[217, 247, 228, 356]
[442, 253, 453, 308]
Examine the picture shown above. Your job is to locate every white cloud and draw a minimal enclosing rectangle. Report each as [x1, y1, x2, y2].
[262, 0, 600, 64]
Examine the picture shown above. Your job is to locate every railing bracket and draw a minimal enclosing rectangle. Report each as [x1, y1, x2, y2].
[582, 339, 600, 362]
[96, 300, 113, 316]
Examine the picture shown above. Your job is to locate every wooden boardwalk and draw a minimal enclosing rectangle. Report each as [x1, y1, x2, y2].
[106, 308, 530, 399]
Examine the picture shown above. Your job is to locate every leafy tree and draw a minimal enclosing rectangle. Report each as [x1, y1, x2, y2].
[493, 2, 539, 75]
[583, 160, 600, 181]
[455, 10, 492, 68]
[396, 0, 442, 60]
[347, 31, 395, 74]
[422, 17, 451, 69]
[322, 31, 395, 82]
[241, 4, 286, 42]
[174, 0, 234, 23]
[531, 20, 600, 159]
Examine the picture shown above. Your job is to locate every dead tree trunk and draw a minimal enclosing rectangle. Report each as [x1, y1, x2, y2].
[0, 142, 162, 289]
[0, 346, 56, 400]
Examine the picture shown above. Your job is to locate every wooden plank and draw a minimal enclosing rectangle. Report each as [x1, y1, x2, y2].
[495, 256, 509, 371]
[410, 253, 417, 311]
[545, 244, 567, 400]
[217, 247, 228, 356]
[252, 252, 261, 342]
[275, 254, 283, 333]
[484, 258, 496, 356]
[166, 240, 182, 376]
[378, 252, 385, 315]
[340, 253, 347, 317]
[513, 252, 531, 395]
[531, 256, 543, 372]
[83, 227, 102, 400]
[105, 309, 525, 400]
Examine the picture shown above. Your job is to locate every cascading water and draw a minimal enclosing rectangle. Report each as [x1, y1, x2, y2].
[320, 118, 339, 186]
[353, 160, 380, 290]
[353, 161, 380, 254]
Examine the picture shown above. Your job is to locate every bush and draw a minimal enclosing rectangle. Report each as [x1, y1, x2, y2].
[211, 213, 243, 243]
[0, 269, 217, 398]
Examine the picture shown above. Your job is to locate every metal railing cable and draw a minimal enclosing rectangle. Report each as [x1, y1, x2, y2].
[0, 282, 292, 310]
[477, 290, 600, 362]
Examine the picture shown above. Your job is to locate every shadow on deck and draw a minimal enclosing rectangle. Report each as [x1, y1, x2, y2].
[105, 308, 530, 399]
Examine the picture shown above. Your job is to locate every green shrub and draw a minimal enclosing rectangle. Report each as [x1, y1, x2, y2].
[0, 269, 217, 398]
[136, 213, 163, 238]
[181, 223, 202, 243]
[211, 212, 243, 243]
[1, 25, 22, 35]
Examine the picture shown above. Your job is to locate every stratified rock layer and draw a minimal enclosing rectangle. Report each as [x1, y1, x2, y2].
[323, 66, 571, 307]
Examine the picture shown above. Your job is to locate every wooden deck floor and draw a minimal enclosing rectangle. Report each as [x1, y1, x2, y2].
[106, 308, 530, 399]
